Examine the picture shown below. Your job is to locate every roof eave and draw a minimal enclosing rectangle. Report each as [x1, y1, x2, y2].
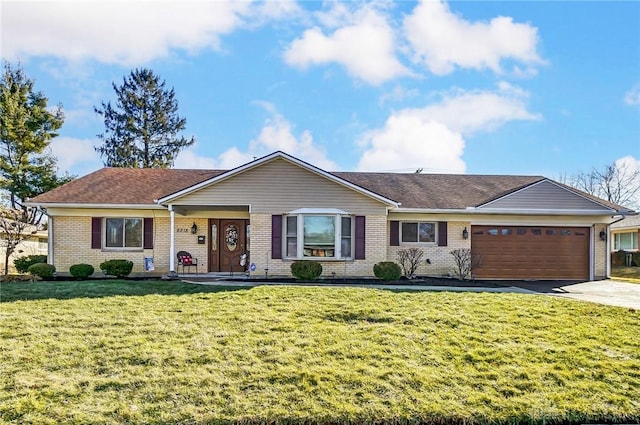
[25, 202, 164, 210]
[392, 207, 620, 216]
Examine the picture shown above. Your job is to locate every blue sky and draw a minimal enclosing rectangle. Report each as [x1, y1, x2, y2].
[2, 0, 639, 179]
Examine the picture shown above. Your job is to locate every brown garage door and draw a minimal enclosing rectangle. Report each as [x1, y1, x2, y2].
[471, 226, 590, 280]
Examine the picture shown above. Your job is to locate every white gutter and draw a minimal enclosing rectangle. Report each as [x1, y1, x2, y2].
[391, 207, 619, 216]
[24, 202, 165, 210]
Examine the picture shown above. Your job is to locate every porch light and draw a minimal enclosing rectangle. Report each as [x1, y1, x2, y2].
[599, 230, 606, 241]
[191, 222, 198, 234]
[462, 227, 469, 239]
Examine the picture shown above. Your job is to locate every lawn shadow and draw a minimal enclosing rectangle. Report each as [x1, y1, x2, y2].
[499, 280, 587, 294]
[0, 279, 247, 303]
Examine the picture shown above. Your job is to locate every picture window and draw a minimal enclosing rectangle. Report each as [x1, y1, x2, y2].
[401, 222, 436, 243]
[105, 218, 142, 249]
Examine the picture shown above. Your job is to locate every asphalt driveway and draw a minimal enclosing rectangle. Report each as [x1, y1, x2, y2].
[510, 279, 640, 309]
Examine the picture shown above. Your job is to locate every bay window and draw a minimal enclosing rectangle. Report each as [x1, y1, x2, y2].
[284, 212, 353, 259]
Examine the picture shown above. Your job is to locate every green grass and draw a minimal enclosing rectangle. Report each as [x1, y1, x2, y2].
[611, 265, 640, 283]
[1, 280, 639, 424]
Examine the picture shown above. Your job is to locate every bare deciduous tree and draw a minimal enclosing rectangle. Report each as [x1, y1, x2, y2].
[397, 247, 424, 278]
[570, 160, 640, 209]
[0, 207, 31, 275]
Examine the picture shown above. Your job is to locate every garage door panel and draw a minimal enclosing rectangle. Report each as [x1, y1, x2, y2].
[471, 226, 589, 280]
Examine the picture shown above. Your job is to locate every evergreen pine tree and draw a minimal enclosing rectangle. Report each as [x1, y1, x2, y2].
[0, 61, 71, 225]
[95, 68, 195, 168]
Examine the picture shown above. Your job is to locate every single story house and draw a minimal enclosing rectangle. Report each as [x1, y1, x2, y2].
[27, 151, 634, 281]
[611, 214, 639, 252]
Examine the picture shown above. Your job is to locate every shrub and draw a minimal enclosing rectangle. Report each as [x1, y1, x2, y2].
[612, 250, 640, 267]
[373, 262, 402, 282]
[290, 260, 322, 280]
[0, 274, 38, 283]
[397, 248, 424, 278]
[611, 251, 627, 266]
[70, 263, 95, 280]
[100, 259, 134, 278]
[451, 248, 482, 280]
[27, 263, 56, 280]
[14, 255, 47, 273]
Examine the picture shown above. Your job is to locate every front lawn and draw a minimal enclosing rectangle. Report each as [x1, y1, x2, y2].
[1, 281, 639, 424]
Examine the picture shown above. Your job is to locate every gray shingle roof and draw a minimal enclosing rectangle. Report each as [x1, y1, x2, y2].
[333, 172, 543, 209]
[29, 168, 224, 205]
[29, 166, 630, 212]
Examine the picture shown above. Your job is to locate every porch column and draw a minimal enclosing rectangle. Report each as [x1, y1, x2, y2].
[169, 205, 176, 274]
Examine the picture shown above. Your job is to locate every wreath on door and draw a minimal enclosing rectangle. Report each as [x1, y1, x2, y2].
[225, 225, 238, 251]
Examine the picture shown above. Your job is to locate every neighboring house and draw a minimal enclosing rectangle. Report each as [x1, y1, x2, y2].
[0, 227, 48, 273]
[611, 214, 640, 252]
[27, 151, 633, 281]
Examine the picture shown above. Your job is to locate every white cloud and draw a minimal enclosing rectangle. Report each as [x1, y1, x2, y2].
[615, 155, 640, 174]
[357, 83, 540, 172]
[378, 85, 419, 106]
[173, 148, 220, 170]
[247, 112, 337, 170]
[284, 4, 410, 85]
[357, 116, 466, 173]
[404, 0, 544, 75]
[624, 84, 640, 106]
[2, 1, 296, 65]
[175, 108, 337, 171]
[413, 82, 541, 135]
[49, 137, 101, 175]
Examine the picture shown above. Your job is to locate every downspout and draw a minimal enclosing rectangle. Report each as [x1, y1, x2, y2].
[169, 204, 176, 277]
[48, 216, 54, 267]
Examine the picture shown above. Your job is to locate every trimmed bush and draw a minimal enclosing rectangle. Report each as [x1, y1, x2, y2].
[100, 259, 134, 278]
[70, 263, 95, 280]
[290, 260, 322, 280]
[27, 263, 56, 280]
[373, 261, 402, 282]
[14, 255, 47, 273]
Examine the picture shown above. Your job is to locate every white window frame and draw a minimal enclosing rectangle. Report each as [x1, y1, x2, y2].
[400, 221, 437, 245]
[614, 231, 638, 251]
[283, 209, 354, 260]
[104, 217, 144, 250]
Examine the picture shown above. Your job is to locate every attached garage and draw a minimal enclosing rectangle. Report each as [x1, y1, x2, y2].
[472, 225, 590, 280]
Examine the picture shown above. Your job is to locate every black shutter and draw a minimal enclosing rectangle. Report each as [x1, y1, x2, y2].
[143, 218, 153, 249]
[272, 215, 282, 259]
[354, 216, 365, 260]
[390, 221, 399, 246]
[438, 222, 448, 246]
[91, 217, 102, 249]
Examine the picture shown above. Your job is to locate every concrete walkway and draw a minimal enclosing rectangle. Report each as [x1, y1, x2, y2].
[547, 280, 640, 309]
[183, 278, 640, 309]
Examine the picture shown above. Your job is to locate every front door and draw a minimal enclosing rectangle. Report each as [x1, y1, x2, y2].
[209, 219, 247, 272]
